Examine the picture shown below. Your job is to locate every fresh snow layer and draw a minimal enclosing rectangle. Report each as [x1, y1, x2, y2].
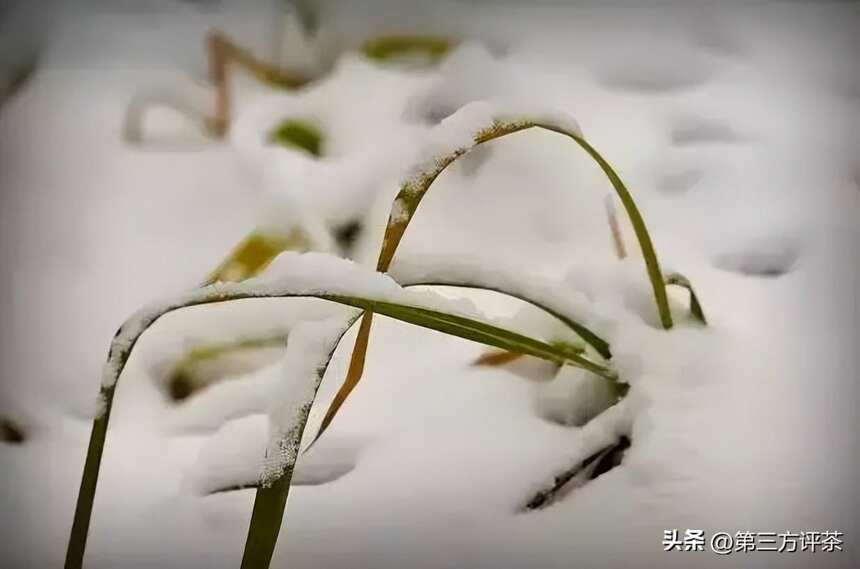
[1, 1, 858, 569]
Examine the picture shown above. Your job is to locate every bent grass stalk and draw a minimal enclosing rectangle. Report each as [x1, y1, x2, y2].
[207, 31, 450, 138]
[665, 272, 707, 324]
[316, 110, 678, 447]
[65, 275, 618, 568]
[206, 30, 310, 138]
[68, 105, 706, 568]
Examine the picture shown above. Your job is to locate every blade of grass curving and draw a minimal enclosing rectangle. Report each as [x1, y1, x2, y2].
[375, 109, 673, 324]
[392, 272, 611, 359]
[327, 297, 612, 377]
[66, 272, 618, 568]
[320, 103, 673, 450]
[665, 272, 707, 324]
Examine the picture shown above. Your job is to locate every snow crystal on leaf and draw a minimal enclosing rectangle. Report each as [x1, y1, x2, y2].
[260, 318, 352, 485]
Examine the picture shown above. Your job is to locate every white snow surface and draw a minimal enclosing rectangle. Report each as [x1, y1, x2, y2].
[1, 1, 858, 569]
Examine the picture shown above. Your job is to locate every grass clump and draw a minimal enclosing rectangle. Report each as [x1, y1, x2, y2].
[65, 103, 706, 569]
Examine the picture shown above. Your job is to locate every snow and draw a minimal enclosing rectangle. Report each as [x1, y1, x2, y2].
[97, 250, 566, 399]
[261, 316, 354, 485]
[1, 1, 858, 568]
[229, 53, 431, 232]
[400, 99, 582, 193]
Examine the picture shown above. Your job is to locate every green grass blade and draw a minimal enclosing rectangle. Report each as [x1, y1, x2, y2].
[392, 273, 611, 359]
[240, 478, 290, 568]
[324, 296, 613, 379]
[309, 270, 613, 448]
[375, 114, 673, 327]
[665, 272, 707, 324]
[323, 105, 673, 454]
[360, 36, 452, 61]
[567, 134, 672, 329]
[66, 273, 618, 568]
[240, 317, 357, 569]
[64, 386, 112, 569]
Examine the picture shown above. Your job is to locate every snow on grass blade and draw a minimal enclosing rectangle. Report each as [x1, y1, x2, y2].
[390, 256, 611, 358]
[65, 253, 619, 568]
[170, 228, 312, 399]
[240, 317, 356, 569]
[310, 258, 613, 446]
[375, 101, 673, 323]
[321, 100, 674, 449]
[665, 272, 707, 324]
[328, 297, 613, 378]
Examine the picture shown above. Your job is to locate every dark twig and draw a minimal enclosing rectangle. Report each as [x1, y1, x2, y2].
[524, 436, 631, 510]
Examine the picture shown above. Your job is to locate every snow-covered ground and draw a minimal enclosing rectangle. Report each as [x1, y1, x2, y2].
[1, 1, 858, 568]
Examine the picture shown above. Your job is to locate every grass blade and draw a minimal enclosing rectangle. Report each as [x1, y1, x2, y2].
[66, 264, 618, 568]
[327, 297, 613, 378]
[308, 266, 613, 446]
[64, 385, 113, 569]
[322, 102, 673, 451]
[309, 312, 373, 448]
[391, 267, 611, 358]
[665, 272, 707, 324]
[240, 317, 356, 569]
[375, 109, 673, 323]
[204, 228, 312, 286]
